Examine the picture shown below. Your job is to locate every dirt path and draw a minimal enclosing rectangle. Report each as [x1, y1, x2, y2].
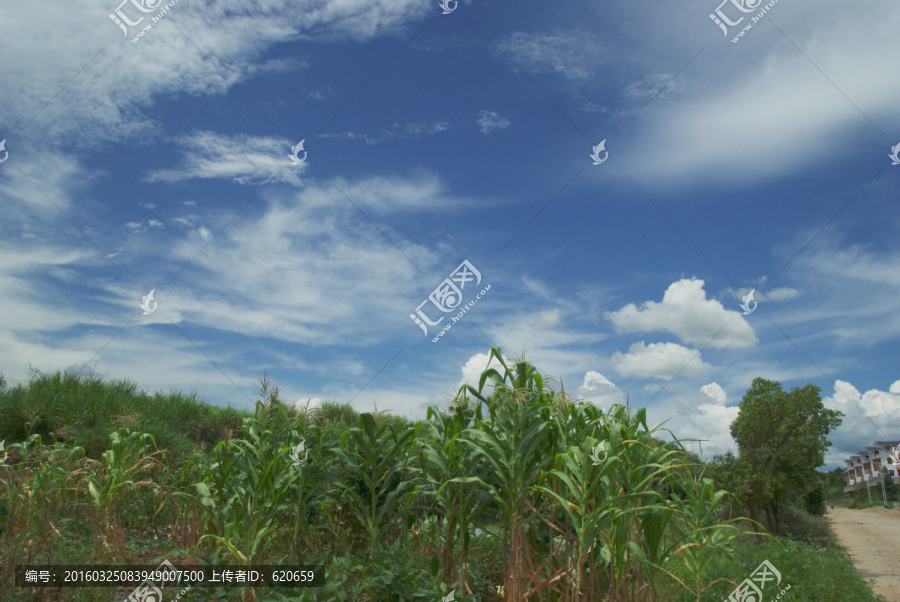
[827, 506, 900, 601]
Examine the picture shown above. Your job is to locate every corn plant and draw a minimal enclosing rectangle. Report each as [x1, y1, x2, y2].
[455, 347, 557, 600]
[325, 413, 416, 560]
[666, 473, 762, 601]
[598, 407, 674, 601]
[0, 434, 87, 567]
[535, 433, 632, 601]
[173, 417, 308, 567]
[282, 424, 331, 558]
[79, 428, 164, 553]
[414, 402, 487, 595]
[449, 347, 757, 601]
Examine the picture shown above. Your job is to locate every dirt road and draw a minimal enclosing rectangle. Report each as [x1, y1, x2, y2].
[828, 506, 900, 602]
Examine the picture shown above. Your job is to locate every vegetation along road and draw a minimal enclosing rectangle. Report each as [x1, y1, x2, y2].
[829, 506, 900, 602]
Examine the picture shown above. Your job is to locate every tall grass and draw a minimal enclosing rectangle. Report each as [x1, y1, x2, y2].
[0, 369, 246, 461]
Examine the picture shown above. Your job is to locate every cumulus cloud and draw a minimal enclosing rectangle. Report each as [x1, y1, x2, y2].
[576, 371, 625, 407]
[457, 351, 516, 395]
[609, 341, 711, 380]
[606, 278, 758, 349]
[824, 379, 900, 468]
[657, 382, 739, 458]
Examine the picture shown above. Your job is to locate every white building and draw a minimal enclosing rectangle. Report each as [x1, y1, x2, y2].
[843, 440, 900, 493]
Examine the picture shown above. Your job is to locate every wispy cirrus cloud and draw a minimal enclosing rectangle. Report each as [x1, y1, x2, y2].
[495, 30, 603, 80]
[0, 0, 432, 150]
[143, 131, 306, 186]
[317, 121, 449, 144]
[624, 73, 686, 100]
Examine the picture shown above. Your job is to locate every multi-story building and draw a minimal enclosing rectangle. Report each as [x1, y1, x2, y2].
[843, 440, 900, 493]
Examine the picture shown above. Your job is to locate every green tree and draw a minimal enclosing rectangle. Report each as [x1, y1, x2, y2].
[726, 378, 843, 531]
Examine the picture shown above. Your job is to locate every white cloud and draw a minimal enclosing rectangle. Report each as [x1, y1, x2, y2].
[726, 277, 801, 305]
[758, 232, 900, 345]
[397, 122, 450, 136]
[655, 378, 900, 469]
[606, 278, 758, 349]
[620, 4, 900, 187]
[624, 73, 685, 100]
[661, 382, 739, 458]
[580, 101, 606, 113]
[457, 351, 517, 395]
[609, 341, 711, 380]
[823, 379, 900, 467]
[0, 171, 501, 401]
[576, 371, 625, 407]
[495, 30, 603, 80]
[144, 131, 307, 186]
[1, 152, 96, 214]
[0, 0, 433, 150]
[700, 382, 727, 405]
[321, 174, 458, 212]
[319, 122, 449, 144]
[477, 110, 512, 134]
[525, 309, 562, 330]
[757, 287, 801, 303]
[316, 131, 391, 144]
[294, 397, 322, 410]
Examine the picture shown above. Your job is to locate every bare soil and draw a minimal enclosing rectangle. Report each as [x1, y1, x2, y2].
[827, 506, 900, 602]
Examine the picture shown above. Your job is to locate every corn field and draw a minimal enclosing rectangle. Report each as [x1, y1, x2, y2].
[0, 347, 755, 602]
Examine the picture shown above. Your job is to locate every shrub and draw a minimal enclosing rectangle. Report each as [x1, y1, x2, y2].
[804, 486, 825, 515]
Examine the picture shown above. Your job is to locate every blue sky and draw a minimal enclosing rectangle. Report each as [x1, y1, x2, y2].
[1, 0, 898, 469]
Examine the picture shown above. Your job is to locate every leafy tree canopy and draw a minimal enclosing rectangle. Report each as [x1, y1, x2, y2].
[712, 378, 843, 530]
